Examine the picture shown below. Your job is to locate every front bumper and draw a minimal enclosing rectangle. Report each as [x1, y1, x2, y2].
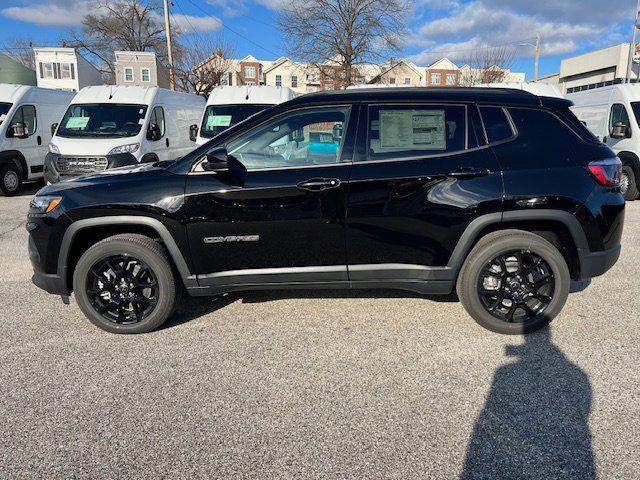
[32, 271, 68, 296]
[44, 152, 138, 184]
[578, 244, 621, 280]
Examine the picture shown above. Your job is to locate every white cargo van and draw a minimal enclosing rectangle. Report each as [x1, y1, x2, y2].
[0, 84, 74, 195]
[477, 82, 564, 99]
[194, 85, 296, 146]
[45, 85, 204, 183]
[568, 83, 640, 200]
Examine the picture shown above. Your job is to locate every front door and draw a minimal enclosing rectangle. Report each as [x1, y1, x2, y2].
[185, 104, 357, 287]
[346, 102, 502, 284]
[6, 104, 40, 176]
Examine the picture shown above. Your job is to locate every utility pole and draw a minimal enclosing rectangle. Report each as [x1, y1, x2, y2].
[626, 0, 640, 83]
[163, 0, 175, 90]
[534, 32, 541, 82]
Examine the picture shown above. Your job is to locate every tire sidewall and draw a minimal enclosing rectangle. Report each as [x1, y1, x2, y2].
[621, 165, 638, 201]
[73, 239, 175, 334]
[1, 165, 21, 196]
[458, 235, 570, 335]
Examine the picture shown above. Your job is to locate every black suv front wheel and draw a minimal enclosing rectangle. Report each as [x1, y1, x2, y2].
[73, 234, 177, 334]
[457, 230, 570, 335]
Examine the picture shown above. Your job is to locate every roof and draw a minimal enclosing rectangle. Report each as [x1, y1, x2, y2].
[0, 83, 75, 103]
[69, 85, 203, 105]
[206, 85, 296, 105]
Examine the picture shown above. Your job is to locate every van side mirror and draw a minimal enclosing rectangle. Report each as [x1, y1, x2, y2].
[611, 121, 630, 139]
[147, 123, 161, 141]
[51, 123, 58, 137]
[10, 122, 28, 139]
[332, 123, 343, 142]
[201, 147, 229, 172]
[189, 124, 199, 142]
[292, 129, 304, 143]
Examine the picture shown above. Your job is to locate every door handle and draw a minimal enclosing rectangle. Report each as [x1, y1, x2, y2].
[37, 136, 42, 146]
[447, 167, 490, 179]
[166, 138, 170, 148]
[297, 178, 341, 192]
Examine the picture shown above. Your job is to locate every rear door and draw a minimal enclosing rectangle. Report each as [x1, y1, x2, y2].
[345, 102, 503, 283]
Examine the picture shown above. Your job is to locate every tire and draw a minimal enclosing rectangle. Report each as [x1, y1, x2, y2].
[73, 234, 177, 334]
[1, 164, 22, 196]
[620, 165, 639, 201]
[456, 230, 570, 335]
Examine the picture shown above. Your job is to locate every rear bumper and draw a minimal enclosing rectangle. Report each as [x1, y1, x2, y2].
[578, 244, 621, 280]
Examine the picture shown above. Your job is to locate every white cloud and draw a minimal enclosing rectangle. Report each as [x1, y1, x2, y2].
[169, 13, 222, 33]
[1, 0, 90, 26]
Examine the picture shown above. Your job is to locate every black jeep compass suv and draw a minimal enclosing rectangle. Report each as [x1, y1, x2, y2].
[28, 88, 624, 334]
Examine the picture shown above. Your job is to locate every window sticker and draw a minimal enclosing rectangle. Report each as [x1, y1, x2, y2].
[65, 116, 90, 129]
[378, 109, 446, 152]
[206, 115, 232, 128]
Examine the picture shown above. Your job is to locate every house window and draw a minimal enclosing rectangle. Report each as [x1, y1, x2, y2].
[446, 73, 456, 85]
[41, 62, 54, 79]
[61, 63, 72, 79]
[244, 66, 256, 78]
[291, 75, 298, 88]
[245, 81, 256, 86]
[275, 75, 282, 87]
[124, 68, 134, 82]
[141, 68, 150, 82]
[389, 77, 396, 84]
[404, 77, 411, 85]
[431, 73, 441, 84]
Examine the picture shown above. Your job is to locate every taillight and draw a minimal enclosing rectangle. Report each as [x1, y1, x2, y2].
[587, 158, 622, 187]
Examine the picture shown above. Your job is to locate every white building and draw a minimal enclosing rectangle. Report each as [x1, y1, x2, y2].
[33, 47, 103, 92]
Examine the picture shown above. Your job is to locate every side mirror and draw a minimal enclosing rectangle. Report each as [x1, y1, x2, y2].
[332, 123, 343, 142]
[202, 147, 229, 172]
[292, 129, 305, 143]
[611, 121, 629, 139]
[189, 124, 199, 142]
[11, 122, 28, 139]
[51, 123, 58, 137]
[147, 123, 161, 141]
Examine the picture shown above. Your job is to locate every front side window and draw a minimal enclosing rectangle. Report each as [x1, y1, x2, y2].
[609, 103, 631, 134]
[149, 106, 165, 139]
[141, 68, 151, 82]
[6, 105, 37, 137]
[57, 103, 148, 138]
[367, 104, 466, 161]
[225, 106, 349, 170]
[200, 104, 272, 139]
[275, 75, 282, 87]
[479, 106, 514, 143]
[124, 68, 134, 82]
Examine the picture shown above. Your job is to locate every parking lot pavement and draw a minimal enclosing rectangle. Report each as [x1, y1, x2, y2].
[1, 190, 639, 479]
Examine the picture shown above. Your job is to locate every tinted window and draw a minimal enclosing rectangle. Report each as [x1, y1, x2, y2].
[469, 105, 487, 148]
[555, 107, 599, 143]
[225, 107, 349, 170]
[367, 105, 466, 161]
[479, 106, 513, 143]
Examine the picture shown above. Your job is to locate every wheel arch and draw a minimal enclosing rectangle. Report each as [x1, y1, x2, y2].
[0, 150, 28, 180]
[59, 216, 197, 292]
[617, 151, 640, 178]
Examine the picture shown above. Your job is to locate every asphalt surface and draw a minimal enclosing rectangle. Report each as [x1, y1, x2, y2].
[1, 184, 639, 479]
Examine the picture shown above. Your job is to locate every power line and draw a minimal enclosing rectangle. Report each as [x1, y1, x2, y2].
[415, 38, 539, 56]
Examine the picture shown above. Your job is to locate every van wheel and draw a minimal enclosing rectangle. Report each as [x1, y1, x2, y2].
[620, 165, 638, 201]
[1, 164, 22, 196]
[73, 234, 177, 334]
[457, 230, 570, 335]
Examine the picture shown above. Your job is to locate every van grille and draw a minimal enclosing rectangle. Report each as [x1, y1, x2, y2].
[56, 156, 108, 174]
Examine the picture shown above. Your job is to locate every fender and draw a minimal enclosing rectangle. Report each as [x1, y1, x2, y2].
[617, 151, 640, 179]
[447, 210, 589, 273]
[57, 216, 198, 289]
[0, 150, 27, 180]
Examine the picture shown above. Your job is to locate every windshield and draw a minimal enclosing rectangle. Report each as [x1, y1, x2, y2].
[200, 104, 272, 138]
[631, 102, 640, 129]
[57, 103, 148, 138]
[0, 102, 12, 124]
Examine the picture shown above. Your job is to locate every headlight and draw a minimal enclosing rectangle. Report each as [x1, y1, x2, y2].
[29, 195, 62, 214]
[108, 143, 140, 155]
[48, 143, 60, 154]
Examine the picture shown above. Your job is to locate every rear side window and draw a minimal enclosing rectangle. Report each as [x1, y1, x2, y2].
[479, 106, 513, 143]
[367, 104, 466, 160]
[555, 107, 599, 143]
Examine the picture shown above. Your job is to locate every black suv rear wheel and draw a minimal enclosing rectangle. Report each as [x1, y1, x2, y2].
[457, 230, 570, 335]
[73, 234, 177, 334]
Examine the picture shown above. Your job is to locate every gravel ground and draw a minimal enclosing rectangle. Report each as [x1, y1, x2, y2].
[1, 185, 639, 479]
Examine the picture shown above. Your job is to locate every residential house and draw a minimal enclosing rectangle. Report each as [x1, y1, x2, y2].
[263, 57, 314, 94]
[425, 58, 461, 87]
[33, 47, 103, 91]
[366, 60, 424, 86]
[114, 51, 170, 88]
[0, 54, 37, 86]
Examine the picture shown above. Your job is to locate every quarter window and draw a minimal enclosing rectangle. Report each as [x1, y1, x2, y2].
[609, 103, 631, 135]
[7, 105, 37, 138]
[479, 106, 514, 143]
[367, 104, 466, 161]
[225, 107, 349, 170]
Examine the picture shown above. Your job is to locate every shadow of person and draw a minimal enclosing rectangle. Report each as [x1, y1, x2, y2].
[461, 328, 595, 480]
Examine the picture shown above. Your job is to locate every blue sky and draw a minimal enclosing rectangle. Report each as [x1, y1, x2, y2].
[1, 0, 639, 80]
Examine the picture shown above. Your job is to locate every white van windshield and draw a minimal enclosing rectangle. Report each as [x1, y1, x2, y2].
[200, 104, 271, 138]
[0, 102, 11, 124]
[57, 103, 148, 138]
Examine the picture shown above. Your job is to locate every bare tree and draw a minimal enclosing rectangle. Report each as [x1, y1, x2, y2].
[65, 0, 168, 81]
[175, 35, 236, 98]
[459, 45, 516, 86]
[1, 37, 36, 70]
[277, 0, 409, 89]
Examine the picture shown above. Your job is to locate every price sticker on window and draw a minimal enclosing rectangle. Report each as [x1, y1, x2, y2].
[206, 115, 232, 128]
[66, 116, 90, 129]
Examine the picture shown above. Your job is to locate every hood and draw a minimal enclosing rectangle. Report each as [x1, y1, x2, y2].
[50, 134, 144, 156]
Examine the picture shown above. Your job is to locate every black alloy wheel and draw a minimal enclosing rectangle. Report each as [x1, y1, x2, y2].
[86, 254, 159, 325]
[477, 250, 555, 324]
